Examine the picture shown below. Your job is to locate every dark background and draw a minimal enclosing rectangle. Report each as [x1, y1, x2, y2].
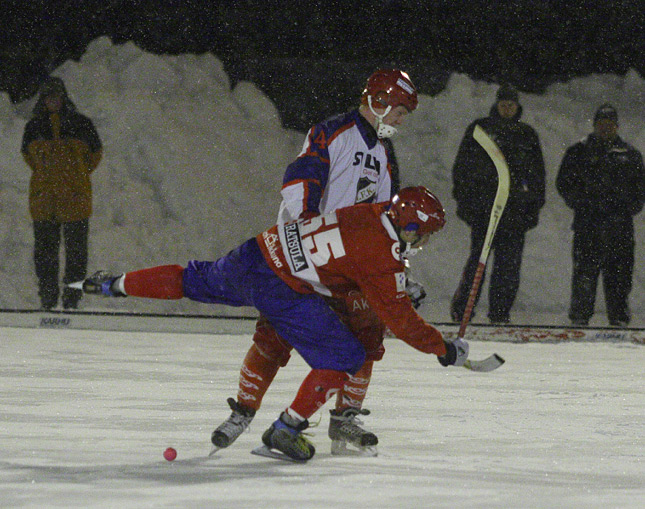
[1, 0, 643, 129]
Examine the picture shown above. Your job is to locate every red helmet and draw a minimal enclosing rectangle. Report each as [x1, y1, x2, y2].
[387, 186, 445, 236]
[361, 69, 418, 112]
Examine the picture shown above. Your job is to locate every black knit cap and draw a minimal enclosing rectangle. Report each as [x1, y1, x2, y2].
[594, 103, 618, 124]
[496, 84, 519, 103]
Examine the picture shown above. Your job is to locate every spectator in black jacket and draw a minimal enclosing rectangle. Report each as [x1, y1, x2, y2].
[556, 104, 645, 327]
[451, 84, 546, 324]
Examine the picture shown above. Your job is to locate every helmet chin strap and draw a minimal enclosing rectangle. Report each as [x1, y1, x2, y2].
[368, 96, 397, 138]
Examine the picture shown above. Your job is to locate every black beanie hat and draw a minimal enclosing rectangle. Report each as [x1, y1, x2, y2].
[496, 84, 519, 103]
[594, 103, 618, 124]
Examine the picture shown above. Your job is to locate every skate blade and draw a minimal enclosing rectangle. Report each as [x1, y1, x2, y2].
[331, 440, 378, 457]
[250, 445, 308, 463]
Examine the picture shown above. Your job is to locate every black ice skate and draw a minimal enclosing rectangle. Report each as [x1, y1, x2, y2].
[328, 407, 378, 456]
[252, 412, 315, 463]
[210, 398, 256, 454]
[68, 271, 126, 297]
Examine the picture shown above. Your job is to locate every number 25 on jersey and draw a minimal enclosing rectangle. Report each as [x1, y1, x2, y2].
[300, 213, 346, 267]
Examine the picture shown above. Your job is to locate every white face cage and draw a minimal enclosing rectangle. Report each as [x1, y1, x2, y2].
[368, 96, 397, 138]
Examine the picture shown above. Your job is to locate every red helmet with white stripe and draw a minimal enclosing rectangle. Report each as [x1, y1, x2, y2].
[387, 186, 446, 236]
[361, 69, 418, 112]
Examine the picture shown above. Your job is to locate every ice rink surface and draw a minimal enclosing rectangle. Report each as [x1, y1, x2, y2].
[2, 325, 644, 508]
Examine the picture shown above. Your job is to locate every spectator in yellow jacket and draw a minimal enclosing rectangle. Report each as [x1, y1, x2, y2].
[21, 77, 102, 310]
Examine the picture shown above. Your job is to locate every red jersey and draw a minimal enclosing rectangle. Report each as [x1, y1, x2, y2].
[257, 203, 445, 356]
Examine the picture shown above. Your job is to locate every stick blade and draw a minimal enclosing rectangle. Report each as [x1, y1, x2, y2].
[463, 354, 505, 372]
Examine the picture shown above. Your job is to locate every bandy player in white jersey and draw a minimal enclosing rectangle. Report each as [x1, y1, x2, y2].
[278, 72, 416, 223]
[213, 69, 420, 456]
[277, 105, 394, 224]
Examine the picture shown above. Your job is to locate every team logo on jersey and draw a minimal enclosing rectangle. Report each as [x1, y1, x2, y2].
[356, 176, 377, 203]
[353, 152, 381, 174]
[262, 231, 283, 268]
[284, 222, 309, 272]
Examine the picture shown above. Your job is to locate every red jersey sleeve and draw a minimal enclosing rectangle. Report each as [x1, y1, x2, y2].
[339, 206, 446, 357]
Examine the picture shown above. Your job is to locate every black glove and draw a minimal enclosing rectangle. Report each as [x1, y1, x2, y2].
[438, 338, 469, 367]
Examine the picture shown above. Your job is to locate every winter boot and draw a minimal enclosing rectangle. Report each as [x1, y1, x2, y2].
[62, 287, 82, 309]
[329, 407, 378, 456]
[211, 398, 256, 449]
[38, 283, 58, 311]
[261, 412, 315, 462]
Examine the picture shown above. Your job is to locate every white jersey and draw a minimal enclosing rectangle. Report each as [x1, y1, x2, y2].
[277, 109, 393, 224]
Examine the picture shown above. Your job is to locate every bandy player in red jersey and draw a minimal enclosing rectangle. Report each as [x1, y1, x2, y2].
[210, 69, 421, 458]
[73, 187, 468, 462]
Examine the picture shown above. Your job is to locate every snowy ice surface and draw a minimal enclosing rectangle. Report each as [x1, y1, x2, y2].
[1, 37, 645, 327]
[2, 35, 645, 507]
[2, 326, 645, 508]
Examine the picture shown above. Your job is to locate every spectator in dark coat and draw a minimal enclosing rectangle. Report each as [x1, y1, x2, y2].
[556, 103, 645, 327]
[22, 77, 103, 310]
[451, 84, 546, 324]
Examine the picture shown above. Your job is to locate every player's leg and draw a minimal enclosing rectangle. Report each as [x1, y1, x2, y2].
[257, 293, 365, 461]
[77, 238, 261, 303]
[238, 317, 293, 410]
[79, 264, 185, 299]
[261, 368, 350, 462]
[327, 294, 383, 454]
[330, 360, 379, 455]
[211, 317, 292, 450]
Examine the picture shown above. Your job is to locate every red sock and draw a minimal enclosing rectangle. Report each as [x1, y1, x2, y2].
[335, 360, 373, 410]
[237, 344, 280, 411]
[288, 369, 349, 420]
[123, 265, 184, 299]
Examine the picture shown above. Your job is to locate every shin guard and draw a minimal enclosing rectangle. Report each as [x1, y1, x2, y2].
[237, 344, 281, 411]
[335, 360, 373, 410]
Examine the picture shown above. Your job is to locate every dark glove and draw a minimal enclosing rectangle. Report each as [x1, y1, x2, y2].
[438, 338, 469, 367]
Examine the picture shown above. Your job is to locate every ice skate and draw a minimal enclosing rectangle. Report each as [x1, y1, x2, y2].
[253, 412, 315, 462]
[210, 398, 255, 453]
[329, 407, 378, 456]
[68, 271, 125, 297]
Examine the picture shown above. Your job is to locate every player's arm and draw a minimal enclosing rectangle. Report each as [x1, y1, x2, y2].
[281, 124, 332, 219]
[357, 270, 447, 357]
